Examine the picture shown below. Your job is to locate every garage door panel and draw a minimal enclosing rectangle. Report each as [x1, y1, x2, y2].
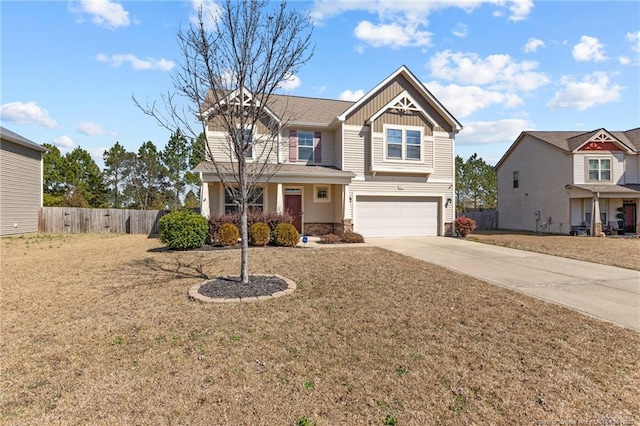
[356, 196, 439, 237]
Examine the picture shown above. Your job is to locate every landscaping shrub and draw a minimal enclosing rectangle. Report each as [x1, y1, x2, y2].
[273, 223, 300, 247]
[319, 233, 341, 244]
[158, 209, 207, 250]
[217, 222, 240, 246]
[249, 222, 270, 246]
[341, 231, 365, 243]
[455, 216, 477, 237]
[207, 211, 293, 244]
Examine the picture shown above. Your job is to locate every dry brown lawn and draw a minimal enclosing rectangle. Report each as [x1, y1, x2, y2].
[1, 233, 638, 425]
[468, 231, 640, 271]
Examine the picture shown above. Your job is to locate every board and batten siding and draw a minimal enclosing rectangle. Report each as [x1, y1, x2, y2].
[0, 140, 43, 236]
[343, 75, 453, 133]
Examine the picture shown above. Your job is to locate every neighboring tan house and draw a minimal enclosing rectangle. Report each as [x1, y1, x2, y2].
[496, 128, 640, 235]
[0, 126, 47, 236]
[194, 66, 462, 237]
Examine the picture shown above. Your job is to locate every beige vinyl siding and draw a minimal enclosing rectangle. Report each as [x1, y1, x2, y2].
[432, 136, 454, 180]
[343, 125, 369, 176]
[206, 130, 279, 164]
[343, 75, 453, 133]
[625, 154, 639, 183]
[299, 183, 335, 223]
[266, 183, 277, 212]
[497, 135, 572, 232]
[1, 140, 42, 235]
[334, 129, 343, 170]
[333, 185, 344, 222]
[207, 113, 274, 135]
[573, 152, 625, 184]
[284, 130, 335, 167]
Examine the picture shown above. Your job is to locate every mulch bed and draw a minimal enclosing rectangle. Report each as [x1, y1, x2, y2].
[198, 275, 289, 299]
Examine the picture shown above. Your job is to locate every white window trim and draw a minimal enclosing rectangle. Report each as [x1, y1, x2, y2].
[383, 124, 423, 162]
[222, 184, 266, 213]
[313, 184, 331, 203]
[585, 156, 612, 182]
[235, 126, 254, 160]
[297, 130, 315, 162]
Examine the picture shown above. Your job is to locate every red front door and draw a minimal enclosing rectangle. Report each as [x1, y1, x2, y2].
[623, 203, 636, 233]
[285, 194, 302, 233]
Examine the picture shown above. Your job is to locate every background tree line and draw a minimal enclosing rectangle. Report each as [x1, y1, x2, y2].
[43, 130, 206, 210]
[455, 153, 497, 213]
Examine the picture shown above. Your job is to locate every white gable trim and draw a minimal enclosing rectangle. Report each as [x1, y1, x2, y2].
[200, 87, 282, 124]
[337, 65, 462, 132]
[572, 129, 633, 153]
[366, 91, 438, 127]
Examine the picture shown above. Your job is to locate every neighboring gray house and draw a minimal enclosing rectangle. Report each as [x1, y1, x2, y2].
[195, 66, 463, 237]
[496, 128, 640, 235]
[0, 126, 47, 236]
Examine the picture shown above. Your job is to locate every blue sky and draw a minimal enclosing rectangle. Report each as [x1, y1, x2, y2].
[1, 0, 639, 168]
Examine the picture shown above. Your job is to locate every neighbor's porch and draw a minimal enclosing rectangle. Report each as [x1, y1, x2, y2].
[566, 184, 640, 236]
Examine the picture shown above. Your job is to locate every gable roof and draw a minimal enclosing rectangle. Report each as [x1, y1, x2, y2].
[266, 95, 354, 127]
[337, 65, 463, 133]
[0, 126, 47, 152]
[496, 128, 640, 170]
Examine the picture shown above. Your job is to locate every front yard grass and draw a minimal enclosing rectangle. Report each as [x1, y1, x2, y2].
[468, 231, 640, 271]
[1, 234, 638, 425]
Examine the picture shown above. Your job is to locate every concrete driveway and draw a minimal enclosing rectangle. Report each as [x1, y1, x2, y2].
[367, 237, 640, 331]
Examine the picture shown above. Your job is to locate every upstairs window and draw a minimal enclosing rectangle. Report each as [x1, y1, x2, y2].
[513, 171, 519, 188]
[235, 128, 253, 158]
[384, 126, 422, 161]
[298, 131, 314, 161]
[587, 158, 611, 181]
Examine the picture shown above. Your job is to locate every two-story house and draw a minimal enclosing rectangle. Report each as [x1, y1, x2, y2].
[194, 66, 462, 237]
[496, 128, 640, 235]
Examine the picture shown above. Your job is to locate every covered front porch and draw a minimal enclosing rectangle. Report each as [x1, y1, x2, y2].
[196, 162, 355, 236]
[566, 184, 640, 237]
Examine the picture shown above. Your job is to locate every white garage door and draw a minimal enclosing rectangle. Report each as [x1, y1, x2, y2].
[356, 196, 439, 237]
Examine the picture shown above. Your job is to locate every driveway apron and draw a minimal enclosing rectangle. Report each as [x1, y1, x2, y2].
[367, 237, 640, 331]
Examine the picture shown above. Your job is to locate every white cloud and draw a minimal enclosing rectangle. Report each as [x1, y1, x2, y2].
[77, 121, 107, 136]
[96, 53, 174, 71]
[70, 0, 131, 29]
[428, 50, 549, 92]
[354, 20, 431, 48]
[311, 0, 533, 23]
[456, 118, 532, 146]
[547, 72, 623, 111]
[451, 23, 468, 38]
[53, 135, 75, 153]
[339, 89, 365, 101]
[626, 31, 640, 53]
[619, 56, 631, 65]
[278, 73, 301, 91]
[0, 101, 58, 128]
[524, 37, 544, 53]
[426, 81, 522, 118]
[189, 0, 221, 31]
[88, 147, 108, 167]
[572, 35, 607, 62]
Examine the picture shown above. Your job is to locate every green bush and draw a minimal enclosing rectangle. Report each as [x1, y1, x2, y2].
[158, 209, 207, 250]
[341, 231, 365, 243]
[217, 222, 240, 246]
[249, 222, 270, 246]
[319, 233, 341, 244]
[273, 223, 300, 247]
[207, 211, 293, 244]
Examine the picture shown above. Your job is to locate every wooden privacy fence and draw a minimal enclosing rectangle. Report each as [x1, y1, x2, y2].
[458, 210, 498, 230]
[39, 207, 169, 235]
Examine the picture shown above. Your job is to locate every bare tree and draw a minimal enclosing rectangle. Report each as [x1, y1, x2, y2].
[135, 0, 313, 283]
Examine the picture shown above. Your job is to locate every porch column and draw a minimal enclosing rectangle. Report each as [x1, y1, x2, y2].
[276, 183, 283, 214]
[637, 198, 640, 234]
[200, 180, 210, 218]
[591, 193, 604, 237]
[343, 184, 351, 220]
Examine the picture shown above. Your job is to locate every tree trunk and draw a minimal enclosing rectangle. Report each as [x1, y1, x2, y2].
[240, 207, 249, 284]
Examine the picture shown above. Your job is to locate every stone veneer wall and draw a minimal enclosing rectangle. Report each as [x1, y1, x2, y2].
[304, 221, 353, 236]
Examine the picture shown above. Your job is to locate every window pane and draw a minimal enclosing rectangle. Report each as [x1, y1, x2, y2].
[387, 129, 402, 143]
[387, 144, 402, 158]
[588, 159, 599, 170]
[299, 146, 313, 160]
[601, 170, 611, 180]
[298, 131, 313, 147]
[588, 170, 599, 180]
[316, 187, 328, 199]
[406, 130, 421, 145]
[406, 145, 420, 160]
